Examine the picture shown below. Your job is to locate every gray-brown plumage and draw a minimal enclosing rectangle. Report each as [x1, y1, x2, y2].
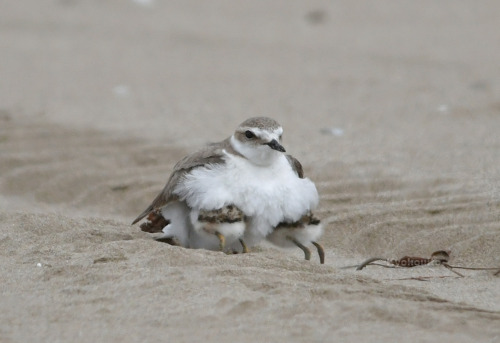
[275, 212, 321, 229]
[285, 155, 304, 178]
[131, 138, 241, 225]
[197, 205, 246, 224]
[139, 210, 169, 233]
[238, 116, 281, 131]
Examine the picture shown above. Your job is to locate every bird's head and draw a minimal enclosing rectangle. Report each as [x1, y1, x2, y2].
[231, 117, 286, 166]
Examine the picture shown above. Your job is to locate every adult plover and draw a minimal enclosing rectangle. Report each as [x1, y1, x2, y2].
[132, 117, 321, 257]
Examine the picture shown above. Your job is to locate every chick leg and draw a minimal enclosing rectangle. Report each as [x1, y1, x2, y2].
[290, 238, 311, 261]
[239, 239, 249, 253]
[312, 241, 325, 264]
[214, 231, 226, 251]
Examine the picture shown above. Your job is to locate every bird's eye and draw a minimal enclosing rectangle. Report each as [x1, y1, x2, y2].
[245, 130, 255, 139]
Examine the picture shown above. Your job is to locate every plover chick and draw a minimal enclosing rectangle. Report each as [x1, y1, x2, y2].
[138, 204, 247, 252]
[132, 117, 319, 253]
[266, 212, 325, 264]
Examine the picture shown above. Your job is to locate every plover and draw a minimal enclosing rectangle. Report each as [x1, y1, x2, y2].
[266, 212, 325, 264]
[132, 117, 320, 255]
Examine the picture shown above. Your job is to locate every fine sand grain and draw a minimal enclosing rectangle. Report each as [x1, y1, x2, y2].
[1, 1, 500, 342]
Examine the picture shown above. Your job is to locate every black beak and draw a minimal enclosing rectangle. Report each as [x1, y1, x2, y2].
[265, 139, 286, 152]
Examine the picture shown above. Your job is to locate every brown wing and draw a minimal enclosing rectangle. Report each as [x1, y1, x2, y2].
[285, 154, 304, 179]
[131, 138, 240, 225]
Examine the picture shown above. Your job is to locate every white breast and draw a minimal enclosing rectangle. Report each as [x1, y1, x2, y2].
[175, 152, 319, 229]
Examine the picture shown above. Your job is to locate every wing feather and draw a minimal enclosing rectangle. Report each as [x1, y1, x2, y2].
[131, 138, 240, 224]
[285, 154, 304, 179]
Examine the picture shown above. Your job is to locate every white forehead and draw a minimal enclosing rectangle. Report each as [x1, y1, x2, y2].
[243, 126, 283, 140]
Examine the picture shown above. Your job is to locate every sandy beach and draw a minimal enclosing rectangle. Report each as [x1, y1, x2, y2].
[1, 1, 499, 342]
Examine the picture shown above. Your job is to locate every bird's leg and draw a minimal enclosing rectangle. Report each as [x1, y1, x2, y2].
[214, 231, 225, 251]
[239, 239, 249, 253]
[290, 238, 311, 261]
[312, 241, 325, 264]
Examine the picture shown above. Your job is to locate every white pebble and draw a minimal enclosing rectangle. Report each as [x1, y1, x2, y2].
[321, 127, 344, 137]
[113, 85, 130, 97]
[36, 263, 42, 268]
[437, 104, 450, 113]
[131, 0, 155, 6]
